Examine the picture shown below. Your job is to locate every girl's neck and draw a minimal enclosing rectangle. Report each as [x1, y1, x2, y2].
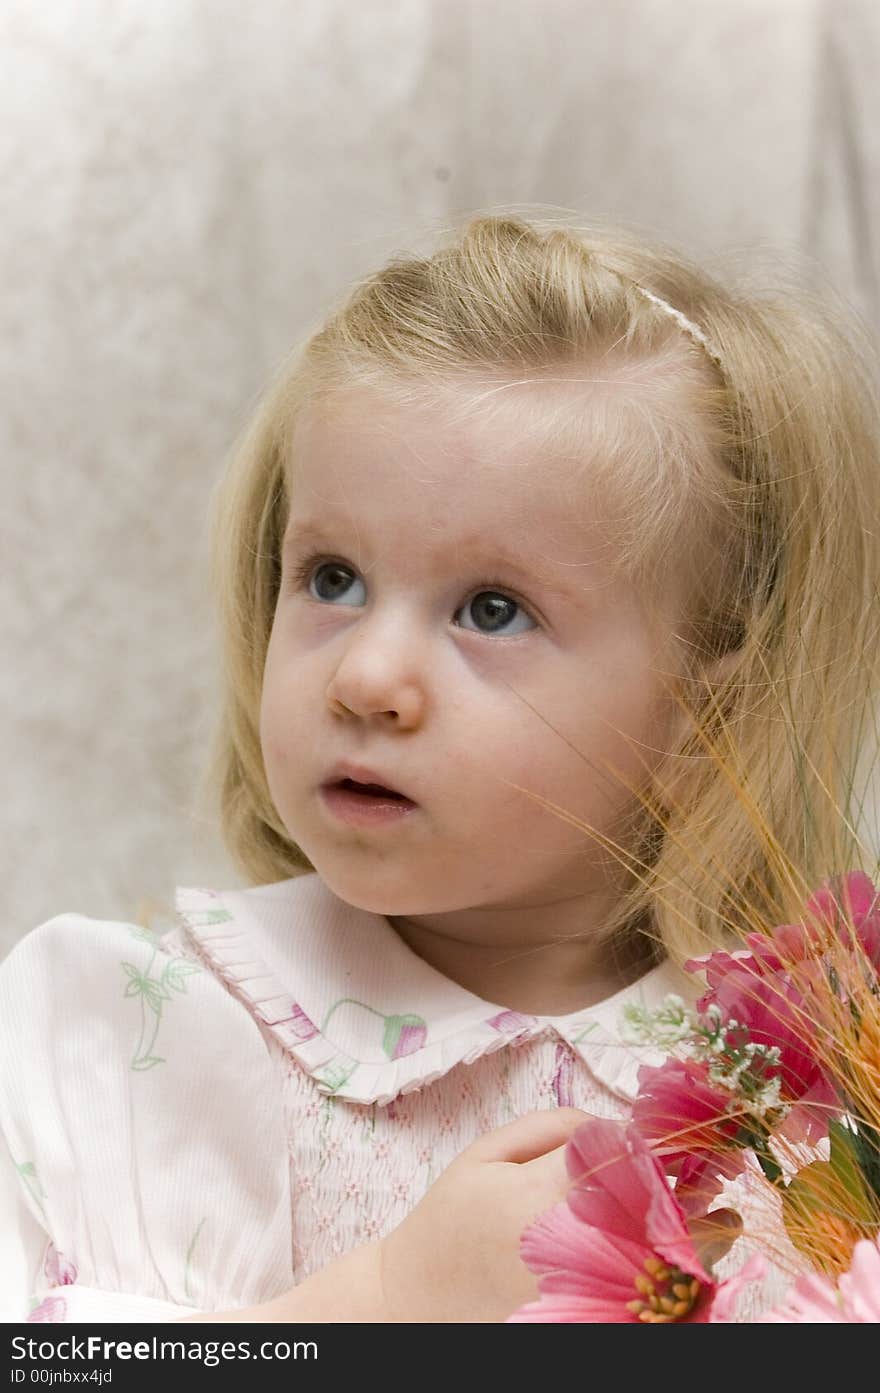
[386, 907, 660, 1016]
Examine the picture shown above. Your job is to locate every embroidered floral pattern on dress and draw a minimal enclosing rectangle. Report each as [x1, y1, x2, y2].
[385, 1015, 427, 1058]
[551, 1040, 575, 1107]
[27, 1297, 66, 1322]
[322, 998, 428, 1059]
[488, 1009, 539, 1036]
[182, 909, 234, 927]
[288, 1003, 320, 1042]
[43, 1242, 77, 1286]
[312, 1056, 359, 1093]
[120, 929, 202, 1071]
[14, 1160, 47, 1219]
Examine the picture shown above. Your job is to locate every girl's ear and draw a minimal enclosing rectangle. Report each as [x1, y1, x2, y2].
[666, 646, 742, 745]
[651, 646, 743, 810]
[702, 647, 742, 690]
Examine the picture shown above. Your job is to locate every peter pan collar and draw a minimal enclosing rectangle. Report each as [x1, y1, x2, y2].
[174, 872, 689, 1107]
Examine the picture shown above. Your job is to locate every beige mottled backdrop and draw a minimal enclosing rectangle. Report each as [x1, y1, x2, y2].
[3, 0, 879, 955]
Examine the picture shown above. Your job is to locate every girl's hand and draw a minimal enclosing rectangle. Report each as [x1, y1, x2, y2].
[378, 1106, 589, 1322]
[184, 1107, 589, 1324]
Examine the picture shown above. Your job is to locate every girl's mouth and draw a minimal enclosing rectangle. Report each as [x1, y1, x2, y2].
[337, 778, 407, 799]
[320, 779, 419, 827]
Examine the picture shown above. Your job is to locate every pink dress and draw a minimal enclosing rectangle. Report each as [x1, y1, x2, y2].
[0, 872, 773, 1321]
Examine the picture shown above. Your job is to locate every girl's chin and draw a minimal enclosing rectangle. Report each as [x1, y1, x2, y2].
[304, 858, 455, 920]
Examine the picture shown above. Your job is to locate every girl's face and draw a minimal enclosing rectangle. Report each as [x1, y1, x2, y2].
[260, 382, 688, 938]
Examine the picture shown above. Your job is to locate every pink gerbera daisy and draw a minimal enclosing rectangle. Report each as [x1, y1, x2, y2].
[508, 1118, 762, 1323]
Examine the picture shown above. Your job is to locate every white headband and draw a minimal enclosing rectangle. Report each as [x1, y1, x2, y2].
[632, 284, 723, 368]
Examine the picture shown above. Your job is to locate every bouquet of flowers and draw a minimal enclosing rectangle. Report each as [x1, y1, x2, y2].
[508, 869, 880, 1323]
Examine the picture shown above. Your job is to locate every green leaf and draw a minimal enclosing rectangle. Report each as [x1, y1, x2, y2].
[140, 980, 172, 1014]
[827, 1119, 876, 1218]
[122, 963, 149, 997]
[161, 958, 201, 994]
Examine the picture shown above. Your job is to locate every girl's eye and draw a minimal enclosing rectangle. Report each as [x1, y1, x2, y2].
[294, 557, 537, 637]
[454, 591, 537, 637]
[305, 561, 367, 606]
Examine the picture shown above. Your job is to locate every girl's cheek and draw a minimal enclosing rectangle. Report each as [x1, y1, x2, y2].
[262, 734, 299, 798]
[260, 690, 290, 759]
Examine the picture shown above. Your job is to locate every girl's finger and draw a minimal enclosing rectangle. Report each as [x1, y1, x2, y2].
[462, 1108, 589, 1165]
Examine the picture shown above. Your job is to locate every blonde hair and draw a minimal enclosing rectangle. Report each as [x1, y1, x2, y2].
[201, 213, 880, 965]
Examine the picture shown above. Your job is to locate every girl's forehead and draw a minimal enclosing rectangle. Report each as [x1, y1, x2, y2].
[289, 380, 627, 529]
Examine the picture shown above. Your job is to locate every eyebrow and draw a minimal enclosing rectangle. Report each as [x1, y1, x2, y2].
[281, 519, 582, 599]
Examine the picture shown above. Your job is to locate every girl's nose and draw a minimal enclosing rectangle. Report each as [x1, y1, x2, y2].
[326, 630, 426, 729]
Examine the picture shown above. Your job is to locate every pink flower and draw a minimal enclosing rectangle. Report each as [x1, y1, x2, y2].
[632, 1058, 746, 1170]
[685, 946, 834, 1118]
[734, 873, 880, 979]
[804, 871, 880, 972]
[761, 1233, 880, 1322]
[508, 1119, 762, 1323]
[734, 873, 880, 969]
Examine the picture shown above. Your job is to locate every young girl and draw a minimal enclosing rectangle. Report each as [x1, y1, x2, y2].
[2, 215, 879, 1324]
